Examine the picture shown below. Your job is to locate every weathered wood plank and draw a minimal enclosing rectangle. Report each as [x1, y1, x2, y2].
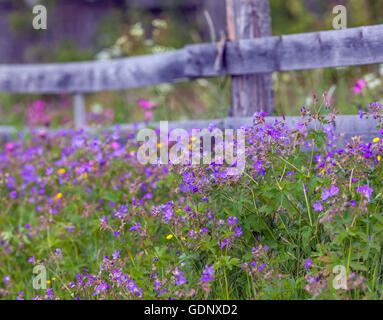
[0, 50, 189, 93]
[0, 24, 383, 93]
[187, 24, 383, 76]
[73, 93, 86, 130]
[226, 0, 274, 117]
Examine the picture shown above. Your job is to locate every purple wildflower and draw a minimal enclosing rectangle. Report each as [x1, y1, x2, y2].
[357, 184, 373, 202]
[321, 185, 339, 201]
[200, 265, 215, 283]
[130, 223, 141, 233]
[46, 288, 54, 300]
[112, 250, 120, 260]
[313, 201, 323, 212]
[305, 259, 313, 270]
[227, 216, 238, 225]
[9, 191, 17, 199]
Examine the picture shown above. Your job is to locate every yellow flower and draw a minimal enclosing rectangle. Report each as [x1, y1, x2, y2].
[321, 169, 325, 174]
[378, 155, 381, 162]
[157, 143, 162, 148]
[58, 168, 66, 175]
[373, 137, 380, 143]
[51, 277, 56, 281]
[190, 137, 197, 142]
[54, 193, 63, 200]
[80, 172, 88, 179]
[181, 236, 186, 241]
[46, 280, 51, 284]
[336, 162, 340, 166]
[188, 144, 192, 151]
[129, 150, 135, 155]
[166, 234, 173, 240]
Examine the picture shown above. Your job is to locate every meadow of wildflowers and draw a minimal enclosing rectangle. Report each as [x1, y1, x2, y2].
[2, 97, 383, 300]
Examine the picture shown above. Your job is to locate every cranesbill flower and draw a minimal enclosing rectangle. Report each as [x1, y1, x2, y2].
[219, 238, 230, 250]
[46, 288, 54, 300]
[173, 267, 187, 286]
[130, 223, 141, 232]
[65, 225, 75, 233]
[321, 185, 339, 201]
[234, 227, 243, 238]
[313, 201, 323, 212]
[9, 191, 17, 199]
[200, 265, 215, 283]
[175, 275, 187, 286]
[357, 184, 373, 202]
[227, 216, 238, 225]
[93, 282, 110, 296]
[305, 259, 313, 270]
[258, 262, 267, 273]
[111, 250, 120, 260]
[126, 279, 143, 297]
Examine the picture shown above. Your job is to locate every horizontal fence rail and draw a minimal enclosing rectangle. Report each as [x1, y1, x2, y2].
[0, 24, 383, 94]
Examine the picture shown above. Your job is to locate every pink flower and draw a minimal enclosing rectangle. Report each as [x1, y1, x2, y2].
[352, 79, 366, 95]
[111, 142, 120, 150]
[145, 111, 152, 119]
[32, 100, 45, 111]
[5, 142, 15, 152]
[353, 86, 362, 95]
[139, 99, 157, 110]
[356, 79, 366, 88]
[25, 99, 51, 126]
[103, 108, 115, 122]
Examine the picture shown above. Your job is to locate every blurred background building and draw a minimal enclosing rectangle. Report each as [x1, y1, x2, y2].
[0, 0, 226, 63]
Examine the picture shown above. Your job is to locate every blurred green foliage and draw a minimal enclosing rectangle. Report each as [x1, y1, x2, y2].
[1, 0, 383, 127]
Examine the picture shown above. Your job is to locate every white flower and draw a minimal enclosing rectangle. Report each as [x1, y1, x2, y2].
[367, 78, 382, 90]
[130, 23, 144, 38]
[152, 19, 167, 29]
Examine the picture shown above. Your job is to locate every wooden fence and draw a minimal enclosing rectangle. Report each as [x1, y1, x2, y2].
[0, 0, 383, 140]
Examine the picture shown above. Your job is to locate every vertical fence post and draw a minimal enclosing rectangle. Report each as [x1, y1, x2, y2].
[73, 93, 86, 130]
[226, 0, 274, 117]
